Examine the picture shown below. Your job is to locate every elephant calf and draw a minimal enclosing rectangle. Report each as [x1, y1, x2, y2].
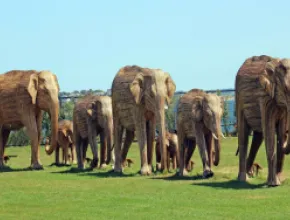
[177, 89, 224, 178]
[45, 120, 76, 165]
[155, 131, 179, 170]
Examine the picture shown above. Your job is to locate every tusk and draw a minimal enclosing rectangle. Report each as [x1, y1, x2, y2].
[220, 132, 226, 139]
[212, 133, 218, 140]
[164, 104, 168, 110]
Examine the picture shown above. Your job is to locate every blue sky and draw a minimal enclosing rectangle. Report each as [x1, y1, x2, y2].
[1, 0, 290, 92]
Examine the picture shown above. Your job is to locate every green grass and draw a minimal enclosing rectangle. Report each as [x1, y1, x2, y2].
[1, 137, 290, 219]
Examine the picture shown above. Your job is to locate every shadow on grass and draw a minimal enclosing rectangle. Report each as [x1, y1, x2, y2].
[80, 169, 137, 178]
[0, 166, 41, 173]
[51, 167, 138, 178]
[48, 163, 72, 167]
[192, 180, 266, 189]
[150, 172, 204, 181]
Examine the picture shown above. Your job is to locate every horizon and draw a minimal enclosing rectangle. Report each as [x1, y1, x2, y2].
[1, 1, 290, 92]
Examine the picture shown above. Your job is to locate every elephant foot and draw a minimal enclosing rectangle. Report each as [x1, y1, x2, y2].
[203, 170, 214, 179]
[100, 163, 107, 169]
[267, 176, 281, 187]
[30, 162, 44, 170]
[238, 172, 248, 182]
[156, 163, 162, 172]
[140, 165, 151, 176]
[77, 163, 85, 170]
[90, 158, 99, 169]
[179, 169, 189, 177]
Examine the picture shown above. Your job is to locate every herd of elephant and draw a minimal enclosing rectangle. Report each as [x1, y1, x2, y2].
[1, 54, 290, 187]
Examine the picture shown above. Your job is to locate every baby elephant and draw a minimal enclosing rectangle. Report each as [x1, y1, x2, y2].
[45, 120, 76, 165]
[155, 131, 179, 171]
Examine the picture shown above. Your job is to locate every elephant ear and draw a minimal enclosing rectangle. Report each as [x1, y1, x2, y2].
[61, 129, 68, 137]
[27, 73, 39, 105]
[164, 73, 176, 104]
[87, 101, 101, 119]
[192, 97, 203, 122]
[258, 62, 276, 98]
[130, 74, 144, 104]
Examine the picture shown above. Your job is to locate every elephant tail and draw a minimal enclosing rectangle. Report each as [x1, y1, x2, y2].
[235, 146, 239, 156]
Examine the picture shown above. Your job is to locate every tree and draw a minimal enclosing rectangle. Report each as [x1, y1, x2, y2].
[217, 90, 230, 136]
[59, 101, 74, 121]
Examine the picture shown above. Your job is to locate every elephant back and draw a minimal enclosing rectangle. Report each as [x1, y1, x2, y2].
[235, 55, 279, 132]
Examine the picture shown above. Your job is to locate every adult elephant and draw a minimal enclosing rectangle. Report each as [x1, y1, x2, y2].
[73, 95, 114, 169]
[0, 70, 59, 169]
[112, 65, 176, 175]
[155, 131, 179, 170]
[45, 119, 76, 165]
[177, 89, 224, 178]
[236, 55, 290, 186]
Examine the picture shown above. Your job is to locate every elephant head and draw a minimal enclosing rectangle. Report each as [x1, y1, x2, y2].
[192, 93, 224, 166]
[260, 59, 290, 154]
[29, 71, 59, 155]
[130, 69, 176, 170]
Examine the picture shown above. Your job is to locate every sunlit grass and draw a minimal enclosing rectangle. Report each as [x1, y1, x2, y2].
[1, 137, 290, 219]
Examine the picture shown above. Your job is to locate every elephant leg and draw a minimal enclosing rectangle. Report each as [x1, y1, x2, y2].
[178, 129, 187, 176]
[55, 145, 60, 165]
[264, 104, 280, 186]
[121, 130, 134, 167]
[0, 129, 10, 167]
[205, 133, 213, 168]
[64, 144, 70, 165]
[185, 139, 196, 172]
[167, 149, 170, 170]
[246, 131, 263, 176]
[113, 120, 124, 173]
[100, 131, 107, 169]
[237, 108, 250, 182]
[71, 145, 77, 164]
[172, 153, 177, 170]
[88, 127, 98, 169]
[74, 124, 84, 169]
[135, 112, 150, 175]
[155, 140, 162, 171]
[76, 137, 84, 169]
[195, 123, 212, 178]
[82, 139, 88, 162]
[146, 120, 155, 172]
[276, 118, 286, 178]
[23, 112, 43, 170]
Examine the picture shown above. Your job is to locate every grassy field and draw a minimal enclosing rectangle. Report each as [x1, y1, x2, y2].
[1, 137, 290, 219]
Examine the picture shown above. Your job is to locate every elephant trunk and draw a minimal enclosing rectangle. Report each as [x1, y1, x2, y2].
[45, 102, 59, 155]
[156, 99, 168, 171]
[283, 111, 290, 154]
[212, 118, 221, 166]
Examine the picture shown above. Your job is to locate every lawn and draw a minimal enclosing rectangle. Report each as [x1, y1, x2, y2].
[1, 137, 290, 220]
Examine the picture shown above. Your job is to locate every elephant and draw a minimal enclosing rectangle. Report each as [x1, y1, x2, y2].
[45, 119, 76, 165]
[235, 55, 290, 186]
[0, 70, 59, 169]
[73, 95, 114, 169]
[177, 89, 224, 178]
[155, 131, 179, 170]
[112, 65, 176, 175]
